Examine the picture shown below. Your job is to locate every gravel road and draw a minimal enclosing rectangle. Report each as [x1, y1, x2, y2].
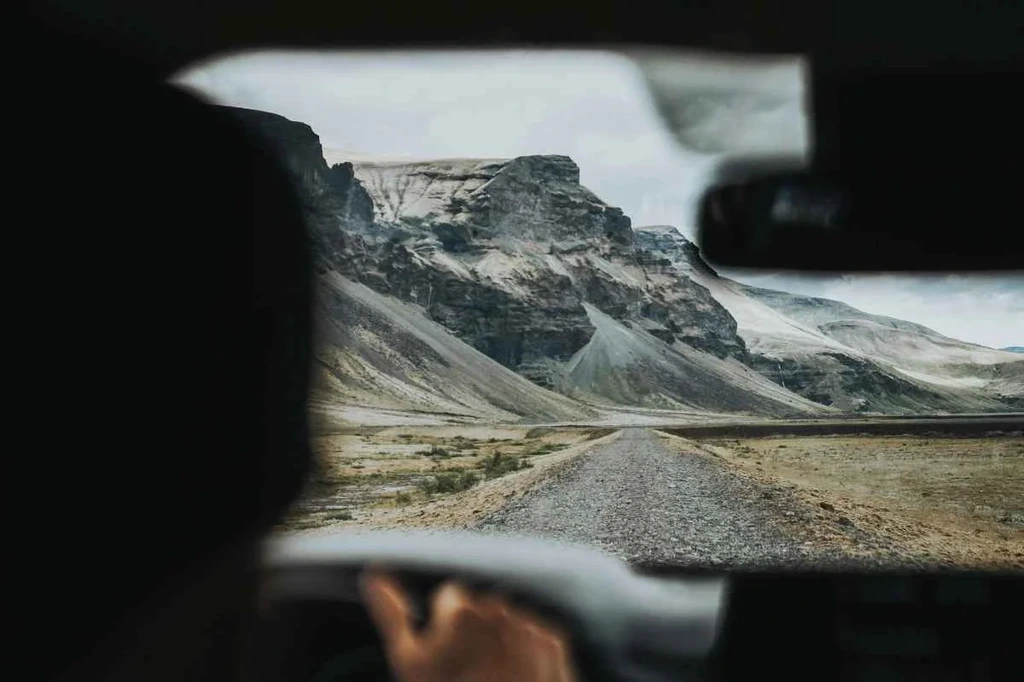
[477, 428, 845, 568]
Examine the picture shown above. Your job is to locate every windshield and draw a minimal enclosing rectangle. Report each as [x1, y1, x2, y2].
[174, 50, 1023, 571]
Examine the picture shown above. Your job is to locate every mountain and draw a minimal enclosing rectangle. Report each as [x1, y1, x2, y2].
[226, 105, 1022, 419]
[226, 107, 594, 423]
[630, 225, 1023, 413]
[740, 286, 1024, 410]
[331, 153, 748, 361]
[322, 153, 820, 415]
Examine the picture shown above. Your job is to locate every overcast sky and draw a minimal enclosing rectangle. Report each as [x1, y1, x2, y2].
[174, 50, 1022, 348]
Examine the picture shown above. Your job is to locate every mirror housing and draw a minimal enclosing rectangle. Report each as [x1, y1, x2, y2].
[697, 69, 1024, 271]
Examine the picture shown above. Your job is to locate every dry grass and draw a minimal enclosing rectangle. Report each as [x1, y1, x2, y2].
[692, 434, 1024, 568]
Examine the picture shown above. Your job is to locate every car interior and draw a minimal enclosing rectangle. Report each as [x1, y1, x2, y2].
[16, 2, 1022, 681]
[250, 533, 1019, 682]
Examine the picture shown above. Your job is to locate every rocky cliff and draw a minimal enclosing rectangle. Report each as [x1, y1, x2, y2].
[327, 153, 787, 413]
[341, 155, 633, 247]
[227, 107, 596, 422]
[319, 151, 752, 395]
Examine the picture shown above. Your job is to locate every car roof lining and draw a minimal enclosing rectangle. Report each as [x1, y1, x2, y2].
[22, 0, 1024, 79]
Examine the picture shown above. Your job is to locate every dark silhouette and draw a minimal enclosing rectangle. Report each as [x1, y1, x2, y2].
[15, 18, 313, 682]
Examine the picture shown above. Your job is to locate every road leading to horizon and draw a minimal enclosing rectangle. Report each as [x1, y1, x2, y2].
[477, 428, 839, 567]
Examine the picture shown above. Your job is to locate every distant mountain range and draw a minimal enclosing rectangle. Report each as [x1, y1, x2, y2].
[227, 106, 1024, 423]
[1002, 346, 1024, 353]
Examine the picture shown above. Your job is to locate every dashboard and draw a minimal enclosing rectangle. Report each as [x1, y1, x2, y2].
[250, 532, 1018, 682]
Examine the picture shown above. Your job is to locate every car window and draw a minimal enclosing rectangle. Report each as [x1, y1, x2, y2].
[173, 50, 1023, 571]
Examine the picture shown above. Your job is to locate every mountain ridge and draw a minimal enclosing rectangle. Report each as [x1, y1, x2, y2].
[224, 105, 1023, 420]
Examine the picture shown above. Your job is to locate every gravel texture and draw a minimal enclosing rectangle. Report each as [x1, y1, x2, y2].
[477, 428, 874, 569]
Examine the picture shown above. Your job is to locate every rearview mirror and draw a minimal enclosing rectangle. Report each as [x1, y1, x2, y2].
[695, 69, 1024, 272]
[696, 166, 1023, 272]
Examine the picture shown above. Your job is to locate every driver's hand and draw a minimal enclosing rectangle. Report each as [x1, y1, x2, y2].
[361, 571, 576, 682]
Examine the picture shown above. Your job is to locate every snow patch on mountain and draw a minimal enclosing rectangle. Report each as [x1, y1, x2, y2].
[346, 157, 507, 225]
[693, 273, 853, 356]
[820, 319, 1019, 369]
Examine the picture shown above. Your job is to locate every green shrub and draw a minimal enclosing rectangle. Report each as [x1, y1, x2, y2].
[479, 452, 528, 479]
[394, 491, 414, 506]
[418, 470, 480, 495]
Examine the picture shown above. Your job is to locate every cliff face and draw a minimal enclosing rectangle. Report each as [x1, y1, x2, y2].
[630, 224, 746, 357]
[452, 155, 633, 246]
[364, 241, 592, 385]
[336, 155, 631, 245]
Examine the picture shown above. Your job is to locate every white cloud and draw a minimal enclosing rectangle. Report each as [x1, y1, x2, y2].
[173, 50, 1023, 349]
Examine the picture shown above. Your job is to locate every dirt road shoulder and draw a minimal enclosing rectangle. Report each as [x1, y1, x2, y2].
[294, 429, 623, 535]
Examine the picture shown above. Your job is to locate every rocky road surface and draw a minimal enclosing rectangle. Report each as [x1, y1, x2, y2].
[477, 428, 850, 568]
